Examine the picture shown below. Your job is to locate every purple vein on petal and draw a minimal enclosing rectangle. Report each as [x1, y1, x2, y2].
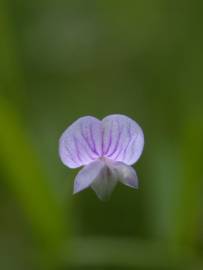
[101, 126, 104, 155]
[64, 144, 78, 165]
[90, 124, 99, 155]
[107, 119, 122, 158]
[128, 133, 139, 161]
[73, 136, 82, 163]
[80, 141, 95, 160]
[122, 122, 132, 160]
[114, 144, 123, 160]
[131, 134, 138, 156]
[104, 122, 113, 155]
[80, 124, 97, 155]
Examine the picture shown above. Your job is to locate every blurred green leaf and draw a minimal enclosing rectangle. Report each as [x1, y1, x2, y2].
[0, 98, 67, 266]
[172, 115, 203, 248]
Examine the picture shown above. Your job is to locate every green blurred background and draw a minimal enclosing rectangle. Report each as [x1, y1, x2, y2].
[1, 1, 203, 269]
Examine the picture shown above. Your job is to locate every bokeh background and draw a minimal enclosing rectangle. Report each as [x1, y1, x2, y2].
[1, 1, 203, 269]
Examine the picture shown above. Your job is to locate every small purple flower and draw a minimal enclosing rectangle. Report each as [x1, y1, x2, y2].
[59, 114, 144, 200]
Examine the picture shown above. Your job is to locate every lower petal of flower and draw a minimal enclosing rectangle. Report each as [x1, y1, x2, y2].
[73, 160, 105, 194]
[73, 158, 138, 200]
[110, 161, 138, 188]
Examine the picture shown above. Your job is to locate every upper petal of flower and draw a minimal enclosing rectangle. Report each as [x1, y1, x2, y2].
[59, 116, 102, 168]
[101, 114, 144, 165]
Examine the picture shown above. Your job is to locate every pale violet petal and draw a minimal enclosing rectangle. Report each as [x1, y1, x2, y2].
[110, 161, 138, 188]
[91, 165, 117, 201]
[59, 116, 102, 168]
[73, 160, 105, 194]
[101, 114, 144, 165]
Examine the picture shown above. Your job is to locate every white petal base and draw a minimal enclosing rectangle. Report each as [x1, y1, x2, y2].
[91, 165, 117, 201]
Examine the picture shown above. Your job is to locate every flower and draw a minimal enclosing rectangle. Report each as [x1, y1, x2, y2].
[59, 114, 144, 200]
